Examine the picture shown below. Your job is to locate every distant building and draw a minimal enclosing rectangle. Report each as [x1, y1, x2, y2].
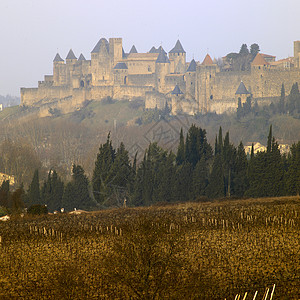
[20, 38, 300, 116]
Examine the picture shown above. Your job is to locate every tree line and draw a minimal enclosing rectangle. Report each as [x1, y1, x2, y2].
[0, 125, 299, 214]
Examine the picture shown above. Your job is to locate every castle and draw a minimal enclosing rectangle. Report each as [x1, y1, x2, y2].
[20, 38, 300, 116]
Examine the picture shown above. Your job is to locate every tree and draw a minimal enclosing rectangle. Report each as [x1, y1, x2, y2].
[285, 142, 300, 195]
[107, 142, 135, 206]
[0, 180, 10, 208]
[92, 134, 116, 204]
[232, 142, 248, 197]
[250, 43, 260, 58]
[27, 169, 40, 206]
[278, 83, 285, 114]
[62, 165, 94, 211]
[11, 186, 25, 215]
[239, 44, 249, 56]
[287, 82, 300, 114]
[192, 157, 209, 199]
[206, 154, 224, 199]
[176, 128, 185, 165]
[40, 170, 64, 212]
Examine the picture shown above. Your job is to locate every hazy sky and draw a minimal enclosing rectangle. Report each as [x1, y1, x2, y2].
[1, 0, 300, 96]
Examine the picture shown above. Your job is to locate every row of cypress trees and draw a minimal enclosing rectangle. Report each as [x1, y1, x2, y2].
[1, 124, 299, 212]
[92, 125, 299, 207]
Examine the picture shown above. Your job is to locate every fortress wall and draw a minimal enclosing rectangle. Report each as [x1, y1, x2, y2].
[210, 69, 300, 103]
[127, 61, 156, 74]
[128, 74, 155, 86]
[165, 75, 185, 93]
[113, 85, 153, 100]
[89, 86, 114, 100]
[145, 91, 167, 110]
[210, 99, 237, 114]
[20, 86, 72, 106]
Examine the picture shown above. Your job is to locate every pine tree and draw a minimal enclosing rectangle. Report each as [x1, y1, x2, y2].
[92, 134, 116, 204]
[27, 169, 40, 206]
[176, 128, 185, 165]
[192, 157, 209, 199]
[206, 154, 224, 199]
[233, 142, 248, 197]
[62, 165, 94, 211]
[174, 162, 193, 202]
[41, 170, 64, 212]
[108, 142, 135, 205]
[267, 125, 272, 153]
[279, 83, 285, 114]
[285, 142, 300, 195]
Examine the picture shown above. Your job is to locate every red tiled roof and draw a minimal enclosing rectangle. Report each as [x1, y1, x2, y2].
[202, 54, 214, 65]
[251, 53, 269, 66]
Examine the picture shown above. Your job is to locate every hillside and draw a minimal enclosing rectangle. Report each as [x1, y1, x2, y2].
[0, 99, 299, 183]
[0, 196, 299, 299]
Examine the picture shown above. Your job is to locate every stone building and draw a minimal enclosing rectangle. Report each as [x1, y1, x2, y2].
[20, 38, 300, 116]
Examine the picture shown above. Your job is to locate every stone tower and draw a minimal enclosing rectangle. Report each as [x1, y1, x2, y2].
[185, 59, 197, 98]
[91, 38, 112, 83]
[196, 54, 216, 113]
[109, 38, 123, 66]
[53, 53, 64, 86]
[235, 81, 250, 104]
[155, 48, 170, 93]
[294, 41, 300, 68]
[171, 84, 183, 114]
[169, 40, 186, 74]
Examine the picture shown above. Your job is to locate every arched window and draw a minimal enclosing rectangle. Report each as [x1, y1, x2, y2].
[80, 80, 84, 88]
[124, 76, 127, 85]
[210, 95, 213, 100]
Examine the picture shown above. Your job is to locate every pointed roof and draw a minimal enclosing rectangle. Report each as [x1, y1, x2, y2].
[156, 50, 170, 63]
[187, 59, 197, 72]
[66, 49, 77, 60]
[157, 46, 166, 55]
[78, 53, 86, 61]
[122, 47, 127, 59]
[169, 40, 186, 53]
[202, 54, 213, 65]
[171, 84, 183, 95]
[129, 45, 138, 53]
[235, 81, 250, 95]
[114, 62, 128, 69]
[149, 46, 157, 53]
[91, 38, 109, 53]
[53, 53, 64, 62]
[251, 53, 269, 66]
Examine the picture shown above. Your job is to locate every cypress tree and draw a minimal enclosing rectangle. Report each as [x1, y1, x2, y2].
[279, 83, 285, 114]
[285, 141, 300, 195]
[176, 128, 185, 165]
[192, 157, 209, 199]
[62, 165, 94, 211]
[207, 154, 224, 199]
[27, 169, 40, 206]
[92, 134, 116, 204]
[41, 170, 64, 212]
[233, 142, 248, 197]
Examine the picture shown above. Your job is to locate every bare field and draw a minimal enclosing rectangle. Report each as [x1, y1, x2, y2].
[0, 196, 299, 299]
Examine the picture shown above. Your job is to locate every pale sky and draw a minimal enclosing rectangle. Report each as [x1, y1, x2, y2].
[0, 0, 299, 96]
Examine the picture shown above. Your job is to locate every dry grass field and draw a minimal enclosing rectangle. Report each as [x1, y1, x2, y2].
[0, 196, 299, 299]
